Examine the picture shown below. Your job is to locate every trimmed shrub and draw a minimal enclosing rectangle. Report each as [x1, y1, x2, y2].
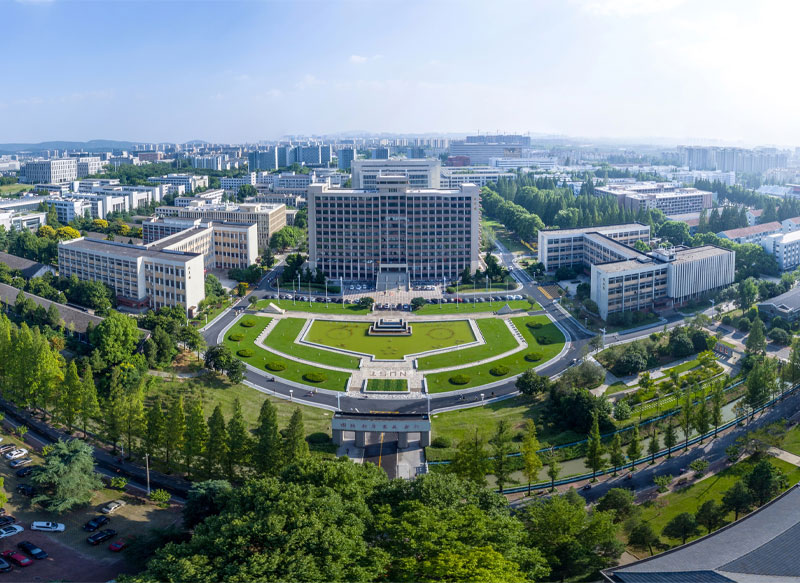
[721, 314, 733, 326]
[430, 436, 452, 448]
[525, 352, 543, 362]
[526, 321, 543, 330]
[449, 374, 470, 385]
[536, 336, 552, 345]
[240, 319, 256, 328]
[307, 432, 332, 445]
[304, 372, 327, 383]
[490, 365, 510, 376]
[266, 361, 286, 371]
[237, 349, 254, 357]
[228, 333, 244, 342]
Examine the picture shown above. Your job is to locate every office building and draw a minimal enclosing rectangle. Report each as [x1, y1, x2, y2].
[374, 147, 390, 160]
[0, 211, 47, 232]
[76, 157, 104, 178]
[145, 220, 257, 270]
[173, 188, 225, 207]
[271, 172, 314, 195]
[758, 287, 800, 322]
[595, 182, 713, 215]
[351, 159, 441, 189]
[762, 230, 800, 271]
[307, 175, 480, 284]
[490, 157, 558, 170]
[22, 159, 78, 184]
[220, 173, 256, 193]
[718, 221, 782, 245]
[247, 193, 306, 208]
[449, 135, 530, 165]
[440, 167, 515, 188]
[538, 224, 652, 271]
[189, 155, 237, 171]
[155, 201, 285, 250]
[58, 237, 206, 314]
[248, 149, 279, 171]
[147, 173, 209, 193]
[337, 148, 355, 171]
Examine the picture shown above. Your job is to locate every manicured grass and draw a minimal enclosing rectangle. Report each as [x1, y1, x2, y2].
[639, 456, 800, 548]
[413, 299, 538, 315]
[224, 315, 350, 390]
[255, 298, 370, 315]
[482, 218, 532, 255]
[0, 183, 32, 195]
[450, 279, 517, 293]
[306, 319, 476, 359]
[263, 317, 360, 369]
[781, 425, 800, 457]
[417, 318, 519, 370]
[662, 358, 701, 376]
[366, 378, 408, 392]
[604, 381, 631, 395]
[191, 299, 232, 327]
[424, 314, 565, 392]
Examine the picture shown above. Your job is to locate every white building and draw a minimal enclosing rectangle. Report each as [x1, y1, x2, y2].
[440, 167, 515, 188]
[147, 173, 208, 194]
[762, 231, 800, 271]
[351, 159, 441, 189]
[220, 173, 256, 193]
[718, 222, 783, 245]
[174, 188, 225, 207]
[22, 159, 78, 184]
[490, 157, 558, 170]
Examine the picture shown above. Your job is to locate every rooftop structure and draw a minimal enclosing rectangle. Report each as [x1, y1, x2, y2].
[351, 159, 441, 189]
[757, 285, 800, 322]
[147, 173, 208, 194]
[0, 251, 54, 279]
[595, 182, 713, 215]
[439, 166, 515, 188]
[718, 222, 782, 245]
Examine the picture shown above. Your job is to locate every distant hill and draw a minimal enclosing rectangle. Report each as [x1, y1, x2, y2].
[0, 139, 140, 154]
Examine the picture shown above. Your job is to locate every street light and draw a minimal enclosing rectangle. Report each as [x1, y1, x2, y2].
[480, 393, 485, 402]
[289, 389, 293, 402]
[145, 453, 151, 495]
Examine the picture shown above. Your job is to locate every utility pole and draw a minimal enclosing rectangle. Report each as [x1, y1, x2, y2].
[145, 453, 151, 496]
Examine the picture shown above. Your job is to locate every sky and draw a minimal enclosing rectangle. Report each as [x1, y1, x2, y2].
[1, 0, 798, 147]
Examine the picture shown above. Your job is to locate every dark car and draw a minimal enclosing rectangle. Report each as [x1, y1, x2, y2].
[0, 551, 31, 567]
[0, 556, 10, 572]
[83, 516, 110, 532]
[17, 541, 47, 560]
[15, 485, 34, 497]
[87, 529, 117, 545]
[0, 517, 15, 528]
[15, 467, 33, 478]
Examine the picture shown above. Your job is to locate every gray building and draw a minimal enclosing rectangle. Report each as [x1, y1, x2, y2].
[337, 148, 355, 171]
[22, 159, 78, 184]
[351, 158, 441, 189]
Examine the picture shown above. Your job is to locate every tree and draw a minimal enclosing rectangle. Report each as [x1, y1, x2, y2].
[520, 419, 542, 496]
[122, 389, 145, 458]
[747, 458, 786, 506]
[627, 426, 642, 471]
[283, 408, 309, 466]
[183, 401, 208, 479]
[253, 399, 281, 476]
[711, 382, 724, 437]
[608, 433, 625, 476]
[629, 522, 659, 555]
[738, 277, 758, 310]
[516, 369, 551, 395]
[410, 297, 426, 311]
[489, 419, 515, 493]
[597, 488, 635, 522]
[225, 357, 246, 384]
[205, 405, 229, 477]
[79, 364, 100, 438]
[204, 344, 233, 373]
[546, 452, 561, 492]
[648, 427, 660, 464]
[182, 479, 233, 529]
[681, 389, 693, 450]
[164, 397, 186, 472]
[451, 429, 489, 486]
[662, 512, 700, 544]
[226, 398, 251, 479]
[695, 499, 724, 534]
[178, 325, 206, 360]
[585, 413, 606, 481]
[693, 395, 711, 443]
[786, 337, 800, 386]
[418, 546, 527, 583]
[144, 400, 165, 458]
[57, 361, 82, 432]
[90, 311, 140, 367]
[664, 415, 677, 458]
[658, 221, 690, 245]
[357, 296, 374, 310]
[722, 480, 752, 520]
[746, 317, 766, 354]
[103, 377, 125, 452]
[746, 359, 774, 417]
[31, 439, 103, 513]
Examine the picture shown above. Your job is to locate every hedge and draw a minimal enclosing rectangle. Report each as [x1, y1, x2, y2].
[228, 333, 244, 342]
[449, 374, 470, 385]
[240, 319, 257, 327]
[490, 365, 510, 376]
[536, 336, 551, 345]
[237, 349, 254, 357]
[526, 321, 543, 330]
[266, 361, 286, 371]
[525, 352, 543, 362]
[430, 436, 452, 448]
[304, 372, 327, 383]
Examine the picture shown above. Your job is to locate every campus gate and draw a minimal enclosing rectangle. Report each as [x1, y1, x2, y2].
[332, 413, 431, 448]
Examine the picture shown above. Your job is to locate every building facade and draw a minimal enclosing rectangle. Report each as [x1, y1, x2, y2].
[595, 182, 713, 215]
[22, 159, 78, 184]
[307, 175, 480, 281]
[337, 148, 355, 171]
[718, 221, 783, 244]
[537, 223, 652, 271]
[147, 173, 209, 193]
[351, 159, 441, 189]
[220, 173, 256, 193]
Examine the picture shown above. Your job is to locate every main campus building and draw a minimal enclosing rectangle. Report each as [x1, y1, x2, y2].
[538, 223, 735, 320]
[307, 174, 480, 285]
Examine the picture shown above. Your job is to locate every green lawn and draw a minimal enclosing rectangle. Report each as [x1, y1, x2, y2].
[662, 358, 701, 376]
[263, 317, 360, 369]
[366, 378, 408, 392]
[0, 184, 32, 195]
[417, 318, 519, 370]
[639, 456, 800, 548]
[604, 381, 631, 395]
[482, 218, 532, 255]
[449, 279, 517, 293]
[255, 298, 370, 315]
[424, 314, 565, 392]
[225, 316, 350, 390]
[781, 425, 800, 457]
[414, 299, 539, 315]
[306, 319, 476, 359]
[191, 299, 232, 327]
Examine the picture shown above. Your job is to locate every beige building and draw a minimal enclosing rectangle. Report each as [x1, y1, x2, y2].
[144, 220, 257, 270]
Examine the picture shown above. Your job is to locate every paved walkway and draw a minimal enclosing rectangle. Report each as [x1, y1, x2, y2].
[769, 447, 800, 467]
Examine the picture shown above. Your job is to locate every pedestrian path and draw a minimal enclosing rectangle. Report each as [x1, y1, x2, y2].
[768, 447, 800, 467]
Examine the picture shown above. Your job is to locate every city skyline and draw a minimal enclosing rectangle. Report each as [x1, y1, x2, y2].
[2, 0, 799, 147]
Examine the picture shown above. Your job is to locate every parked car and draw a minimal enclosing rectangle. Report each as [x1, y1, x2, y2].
[0, 518, 16, 528]
[0, 556, 11, 573]
[14, 485, 34, 497]
[9, 459, 32, 469]
[17, 541, 47, 560]
[14, 467, 33, 478]
[108, 539, 127, 552]
[83, 516, 110, 532]
[31, 522, 64, 533]
[101, 500, 125, 514]
[87, 529, 117, 545]
[0, 550, 31, 567]
[0, 526, 24, 539]
[4, 449, 27, 461]
[0, 445, 16, 455]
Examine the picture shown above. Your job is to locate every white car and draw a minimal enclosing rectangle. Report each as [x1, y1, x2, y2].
[31, 521, 65, 532]
[0, 525, 23, 539]
[4, 449, 27, 460]
[101, 500, 126, 514]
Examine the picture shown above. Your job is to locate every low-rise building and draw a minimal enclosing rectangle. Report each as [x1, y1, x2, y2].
[439, 167, 515, 188]
[595, 182, 713, 215]
[537, 223, 651, 271]
[718, 221, 782, 244]
[0, 211, 47, 232]
[758, 286, 800, 322]
[220, 173, 256, 193]
[746, 208, 764, 226]
[174, 188, 225, 207]
[762, 230, 800, 271]
[147, 173, 208, 194]
[0, 251, 55, 279]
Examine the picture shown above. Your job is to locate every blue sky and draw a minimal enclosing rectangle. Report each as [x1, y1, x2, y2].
[1, 0, 797, 146]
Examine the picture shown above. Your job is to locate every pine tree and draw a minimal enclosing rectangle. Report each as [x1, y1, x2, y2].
[585, 413, 606, 481]
[664, 416, 678, 458]
[711, 382, 724, 438]
[205, 404, 229, 477]
[253, 400, 282, 475]
[58, 361, 82, 432]
[489, 419, 515, 493]
[283, 408, 309, 466]
[521, 419, 542, 495]
[183, 401, 208, 479]
[164, 396, 186, 472]
[144, 400, 165, 457]
[648, 427, 660, 464]
[79, 364, 100, 439]
[103, 371, 125, 453]
[123, 389, 145, 458]
[681, 389, 694, 450]
[627, 425, 643, 471]
[608, 433, 625, 476]
[226, 398, 251, 480]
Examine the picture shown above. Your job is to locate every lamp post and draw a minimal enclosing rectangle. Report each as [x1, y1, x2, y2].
[145, 453, 151, 496]
[325, 279, 328, 309]
[600, 327, 606, 350]
[289, 389, 293, 402]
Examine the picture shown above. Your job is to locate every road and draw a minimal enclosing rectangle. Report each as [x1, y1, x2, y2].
[363, 432, 399, 479]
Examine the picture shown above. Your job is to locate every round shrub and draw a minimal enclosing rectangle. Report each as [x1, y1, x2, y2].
[307, 432, 332, 445]
[536, 336, 551, 345]
[490, 365, 510, 376]
[266, 361, 286, 371]
[240, 319, 256, 328]
[526, 321, 543, 330]
[430, 436, 452, 449]
[228, 333, 244, 342]
[237, 349, 254, 357]
[303, 372, 327, 383]
[721, 314, 733, 326]
[525, 352, 543, 362]
[449, 374, 470, 385]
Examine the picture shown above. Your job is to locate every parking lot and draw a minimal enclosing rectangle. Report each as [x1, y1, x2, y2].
[0, 430, 181, 581]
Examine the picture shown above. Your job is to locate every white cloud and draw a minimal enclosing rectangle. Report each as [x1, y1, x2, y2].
[295, 74, 324, 90]
[349, 55, 368, 64]
[575, 0, 688, 17]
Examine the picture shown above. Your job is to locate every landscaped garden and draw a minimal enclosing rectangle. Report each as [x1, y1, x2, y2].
[254, 298, 370, 315]
[417, 318, 519, 370]
[304, 319, 476, 359]
[413, 299, 539, 315]
[365, 378, 408, 392]
[263, 317, 361, 369]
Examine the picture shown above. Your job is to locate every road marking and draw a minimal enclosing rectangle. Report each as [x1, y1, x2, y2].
[538, 286, 553, 300]
[378, 432, 385, 467]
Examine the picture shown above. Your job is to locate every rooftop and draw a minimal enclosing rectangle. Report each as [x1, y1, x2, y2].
[0, 282, 102, 334]
[719, 222, 782, 239]
[59, 237, 200, 263]
[0, 251, 51, 279]
[757, 285, 800, 313]
[539, 223, 650, 237]
[672, 245, 733, 263]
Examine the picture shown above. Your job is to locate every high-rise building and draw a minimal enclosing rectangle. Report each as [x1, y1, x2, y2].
[22, 159, 78, 184]
[337, 148, 356, 171]
[248, 149, 279, 171]
[351, 159, 440, 189]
